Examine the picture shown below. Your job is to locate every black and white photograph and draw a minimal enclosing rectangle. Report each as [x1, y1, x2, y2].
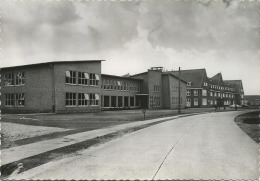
[0, 0, 259, 180]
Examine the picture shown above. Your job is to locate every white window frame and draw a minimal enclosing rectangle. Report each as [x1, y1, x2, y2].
[66, 92, 77, 107]
[187, 90, 191, 96]
[65, 70, 77, 85]
[202, 98, 207, 105]
[194, 90, 198, 96]
[194, 98, 198, 106]
[202, 89, 207, 96]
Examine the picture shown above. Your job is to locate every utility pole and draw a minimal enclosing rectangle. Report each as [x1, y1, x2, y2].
[178, 67, 181, 114]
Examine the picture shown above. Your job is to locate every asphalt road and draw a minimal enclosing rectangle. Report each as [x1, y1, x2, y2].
[10, 111, 259, 180]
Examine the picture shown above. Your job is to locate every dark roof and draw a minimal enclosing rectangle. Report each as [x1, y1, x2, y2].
[1, 60, 105, 69]
[162, 72, 187, 83]
[224, 80, 243, 93]
[166, 69, 207, 88]
[209, 73, 224, 86]
[101, 74, 143, 81]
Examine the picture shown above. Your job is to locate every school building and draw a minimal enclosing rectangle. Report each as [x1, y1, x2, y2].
[0, 61, 187, 113]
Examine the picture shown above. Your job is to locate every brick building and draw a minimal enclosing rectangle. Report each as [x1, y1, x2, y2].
[1, 61, 102, 113]
[168, 69, 243, 108]
[1, 62, 187, 113]
[131, 67, 187, 109]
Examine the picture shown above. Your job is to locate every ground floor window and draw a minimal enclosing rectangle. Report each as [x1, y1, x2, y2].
[15, 93, 25, 107]
[194, 98, 198, 106]
[66, 92, 76, 106]
[210, 100, 213, 105]
[111, 96, 117, 107]
[5, 93, 14, 106]
[202, 98, 207, 105]
[118, 96, 123, 107]
[89, 93, 99, 106]
[78, 93, 89, 106]
[186, 98, 191, 107]
[104, 96, 110, 107]
[130, 97, 135, 107]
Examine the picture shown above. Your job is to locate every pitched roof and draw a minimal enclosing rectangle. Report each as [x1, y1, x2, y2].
[209, 73, 224, 86]
[166, 68, 207, 88]
[1, 60, 105, 69]
[224, 80, 243, 93]
[162, 72, 187, 83]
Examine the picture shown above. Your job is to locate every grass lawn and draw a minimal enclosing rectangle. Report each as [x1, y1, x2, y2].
[235, 111, 260, 144]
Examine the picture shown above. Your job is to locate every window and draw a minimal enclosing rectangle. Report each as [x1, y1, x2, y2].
[210, 100, 213, 105]
[89, 93, 99, 106]
[202, 89, 207, 96]
[78, 93, 89, 106]
[204, 82, 208, 86]
[194, 98, 198, 106]
[66, 92, 76, 106]
[214, 92, 217, 97]
[187, 90, 191, 96]
[241, 94, 244, 98]
[78, 72, 89, 85]
[4, 73, 14, 86]
[210, 92, 213, 96]
[187, 82, 192, 86]
[194, 90, 198, 96]
[15, 72, 25, 85]
[154, 85, 160, 92]
[218, 93, 220, 97]
[89, 73, 99, 86]
[66, 71, 76, 84]
[130, 97, 135, 107]
[202, 98, 207, 105]
[186, 98, 191, 107]
[15, 93, 25, 106]
[5, 94, 14, 106]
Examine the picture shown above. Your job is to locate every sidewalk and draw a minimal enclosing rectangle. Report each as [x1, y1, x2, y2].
[1, 113, 203, 166]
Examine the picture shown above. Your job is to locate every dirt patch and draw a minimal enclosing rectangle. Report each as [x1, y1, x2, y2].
[235, 111, 260, 144]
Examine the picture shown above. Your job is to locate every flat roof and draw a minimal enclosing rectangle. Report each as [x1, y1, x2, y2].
[101, 74, 143, 81]
[1, 60, 105, 69]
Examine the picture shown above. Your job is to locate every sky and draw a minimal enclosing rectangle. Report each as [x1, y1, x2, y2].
[1, 0, 259, 95]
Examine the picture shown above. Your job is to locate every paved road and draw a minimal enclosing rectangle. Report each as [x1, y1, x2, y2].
[10, 111, 259, 180]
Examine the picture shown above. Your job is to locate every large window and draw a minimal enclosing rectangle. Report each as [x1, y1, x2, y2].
[5, 94, 14, 106]
[15, 72, 25, 85]
[202, 89, 207, 96]
[90, 73, 99, 86]
[186, 98, 191, 107]
[66, 71, 76, 84]
[78, 93, 89, 106]
[4, 73, 14, 86]
[78, 72, 89, 85]
[210, 92, 213, 96]
[89, 93, 99, 106]
[187, 90, 191, 96]
[66, 92, 76, 106]
[15, 93, 25, 107]
[194, 98, 198, 106]
[130, 97, 135, 107]
[194, 90, 198, 96]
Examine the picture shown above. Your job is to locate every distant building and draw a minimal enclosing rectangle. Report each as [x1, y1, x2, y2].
[167, 70, 242, 108]
[244, 95, 260, 106]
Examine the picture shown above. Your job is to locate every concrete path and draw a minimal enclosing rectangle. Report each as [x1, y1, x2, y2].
[2, 113, 197, 166]
[10, 111, 259, 180]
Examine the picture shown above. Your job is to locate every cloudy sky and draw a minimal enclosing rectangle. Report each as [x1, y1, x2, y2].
[1, 0, 259, 94]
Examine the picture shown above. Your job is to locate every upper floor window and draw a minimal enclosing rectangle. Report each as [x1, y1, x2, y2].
[78, 72, 89, 85]
[15, 72, 25, 85]
[210, 91, 213, 96]
[194, 90, 198, 96]
[154, 85, 160, 92]
[187, 90, 191, 96]
[187, 82, 192, 86]
[203, 82, 208, 86]
[4, 73, 14, 86]
[66, 70, 76, 84]
[89, 73, 99, 86]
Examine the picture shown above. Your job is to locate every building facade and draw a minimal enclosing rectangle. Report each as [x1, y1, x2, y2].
[1, 61, 102, 113]
[1, 60, 245, 113]
[168, 69, 244, 108]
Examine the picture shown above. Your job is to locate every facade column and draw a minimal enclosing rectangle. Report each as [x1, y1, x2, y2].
[116, 96, 118, 108]
[122, 96, 125, 108]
